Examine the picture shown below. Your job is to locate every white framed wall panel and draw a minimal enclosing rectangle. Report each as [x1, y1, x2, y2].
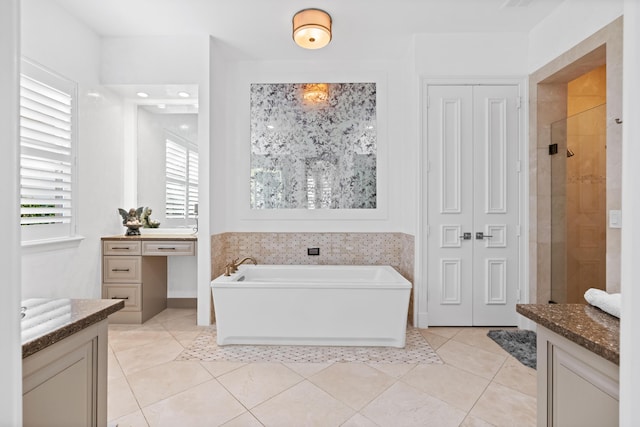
[441, 225, 462, 248]
[485, 224, 507, 248]
[485, 97, 507, 214]
[440, 98, 462, 214]
[440, 258, 462, 305]
[485, 258, 507, 305]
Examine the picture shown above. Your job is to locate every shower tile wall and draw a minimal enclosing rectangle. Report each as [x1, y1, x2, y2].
[211, 232, 415, 324]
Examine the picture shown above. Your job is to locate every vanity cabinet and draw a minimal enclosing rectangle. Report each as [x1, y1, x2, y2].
[101, 235, 196, 324]
[21, 299, 122, 427]
[517, 304, 620, 427]
[23, 322, 106, 427]
[537, 326, 619, 427]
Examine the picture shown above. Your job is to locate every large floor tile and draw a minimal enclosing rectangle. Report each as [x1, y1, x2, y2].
[460, 415, 496, 427]
[115, 337, 185, 375]
[142, 379, 245, 427]
[492, 356, 537, 397]
[367, 362, 417, 379]
[222, 411, 263, 427]
[436, 340, 507, 380]
[109, 329, 175, 353]
[425, 327, 462, 339]
[341, 413, 380, 427]
[418, 330, 450, 350]
[127, 361, 213, 407]
[284, 362, 333, 378]
[217, 363, 303, 408]
[200, 360, 246, 377]
[107, 377, 140, 422]
[400, 363, 489, 411]
[108, 346, 125, 381]
[469, 382, 536, 427]
[110, 409, 150, 427]
[360, 382, 467, 427]
[309, 362, 395, 410]
[147, 308, 196, 324]
[252, 380, 354, 427]
[452, 328, 511, 356]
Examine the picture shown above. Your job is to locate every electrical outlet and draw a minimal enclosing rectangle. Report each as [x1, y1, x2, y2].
[307, 248, 320, 256]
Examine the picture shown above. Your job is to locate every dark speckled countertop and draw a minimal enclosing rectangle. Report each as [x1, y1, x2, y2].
[21, 298, 124, 358]
[517, 303, 619, 365]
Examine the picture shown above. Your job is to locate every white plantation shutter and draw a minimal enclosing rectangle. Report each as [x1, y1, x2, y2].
[165, 133, 198, 221]
[20, 59, 77, 242]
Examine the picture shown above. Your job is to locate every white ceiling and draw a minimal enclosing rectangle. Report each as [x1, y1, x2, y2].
[53, 0, 566, 60]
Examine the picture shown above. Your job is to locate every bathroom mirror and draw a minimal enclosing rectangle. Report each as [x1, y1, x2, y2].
[250, 82, 377, 209]
[137, 105, 198, 227]
[108, 84, 199, 227]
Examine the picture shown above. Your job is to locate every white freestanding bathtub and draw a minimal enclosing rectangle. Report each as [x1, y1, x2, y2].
[211, 265, 411, 348]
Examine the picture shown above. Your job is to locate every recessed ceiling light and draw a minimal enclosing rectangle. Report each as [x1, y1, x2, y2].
[136, 92, 149, 98]
[179, 124, 189, 130]
[178, 91, 190, 98]
[157, 104, 166, 109]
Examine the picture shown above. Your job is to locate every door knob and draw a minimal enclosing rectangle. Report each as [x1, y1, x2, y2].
[459, 232, 472, 240]
[475, 232, 493, 240]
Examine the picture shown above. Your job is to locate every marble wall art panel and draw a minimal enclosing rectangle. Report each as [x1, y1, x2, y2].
[250, 82, 377, 209]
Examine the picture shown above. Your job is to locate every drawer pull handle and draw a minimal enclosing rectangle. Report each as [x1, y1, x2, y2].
[112, 268, 131, 272]
[158, 247, 176, 250]
[111, 296, 129, 300]
[112, 247, 130, 250]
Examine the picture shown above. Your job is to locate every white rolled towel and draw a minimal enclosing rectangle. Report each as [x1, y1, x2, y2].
[584, 288, 621, 318]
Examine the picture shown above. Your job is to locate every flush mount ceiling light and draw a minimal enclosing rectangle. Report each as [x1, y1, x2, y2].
[292, 8, 332, 49]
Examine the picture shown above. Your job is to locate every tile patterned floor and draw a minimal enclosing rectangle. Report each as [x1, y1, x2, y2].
[107, 309, 536, 427]
[177, 327, 442, 364]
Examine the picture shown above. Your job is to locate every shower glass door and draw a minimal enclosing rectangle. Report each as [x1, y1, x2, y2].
[550, 104, 607, 303]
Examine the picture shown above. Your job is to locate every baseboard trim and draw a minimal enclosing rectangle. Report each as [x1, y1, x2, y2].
[167, 298, 197, 309]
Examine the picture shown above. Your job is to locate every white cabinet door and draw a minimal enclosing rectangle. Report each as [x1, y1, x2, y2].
[426, 84, 520, 326]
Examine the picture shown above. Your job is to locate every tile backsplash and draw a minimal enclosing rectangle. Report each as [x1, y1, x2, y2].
[211, 232, 415, 323]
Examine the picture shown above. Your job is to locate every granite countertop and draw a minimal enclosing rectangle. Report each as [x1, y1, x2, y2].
[517, 303, 619, 365]
[102, 234, 197, 241]
[21, 298, 124, 358]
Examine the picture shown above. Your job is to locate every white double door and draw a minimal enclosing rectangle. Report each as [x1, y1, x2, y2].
[426, 84, 520, 326]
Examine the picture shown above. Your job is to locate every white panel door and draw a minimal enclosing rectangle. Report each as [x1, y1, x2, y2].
[426, 84, 520, 326]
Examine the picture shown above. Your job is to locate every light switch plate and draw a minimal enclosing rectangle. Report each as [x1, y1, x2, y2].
[609, 210, 622, 228]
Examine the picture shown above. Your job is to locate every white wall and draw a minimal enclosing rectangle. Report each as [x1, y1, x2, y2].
[528, 0, 624, 72]
[414, 32, 529, 76]
[0, 1, 22, 424]
[211, 57, 412, 234]
[620, 1, 640, 424]
[101, 35, 211, 323]
[21, 0, 124, 299]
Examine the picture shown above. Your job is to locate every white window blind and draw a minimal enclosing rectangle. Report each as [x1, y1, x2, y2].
[165, 133, 198, 221]
[20, 59, 77, 242]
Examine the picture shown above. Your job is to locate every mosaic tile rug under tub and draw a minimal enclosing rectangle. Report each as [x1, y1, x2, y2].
[176, 328, 442, 364]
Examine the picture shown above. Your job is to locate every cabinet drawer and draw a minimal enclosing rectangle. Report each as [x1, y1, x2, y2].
[142, 240, 195, 256]
[103, 241, 141, 256]
[103, 284, 141, 311]
[103, 256, 142, 283]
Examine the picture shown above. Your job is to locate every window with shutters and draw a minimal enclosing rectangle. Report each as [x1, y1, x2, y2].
[20, 59, 77, 243]
[165, 132, 198, 225]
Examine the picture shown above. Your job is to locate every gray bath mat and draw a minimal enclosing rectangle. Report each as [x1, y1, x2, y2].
[487, 329, 537, 369]
[177, 328, 442, 364]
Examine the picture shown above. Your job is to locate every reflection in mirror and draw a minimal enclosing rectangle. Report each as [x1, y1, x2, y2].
[137, 105, 198, 228]
[250, 82, 377, 209]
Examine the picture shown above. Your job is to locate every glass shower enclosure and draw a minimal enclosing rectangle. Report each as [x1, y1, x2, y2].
[550, 104, 607, 303]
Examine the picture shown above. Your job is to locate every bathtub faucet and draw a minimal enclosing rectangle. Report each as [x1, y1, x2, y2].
[224, 256, 257, 276]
